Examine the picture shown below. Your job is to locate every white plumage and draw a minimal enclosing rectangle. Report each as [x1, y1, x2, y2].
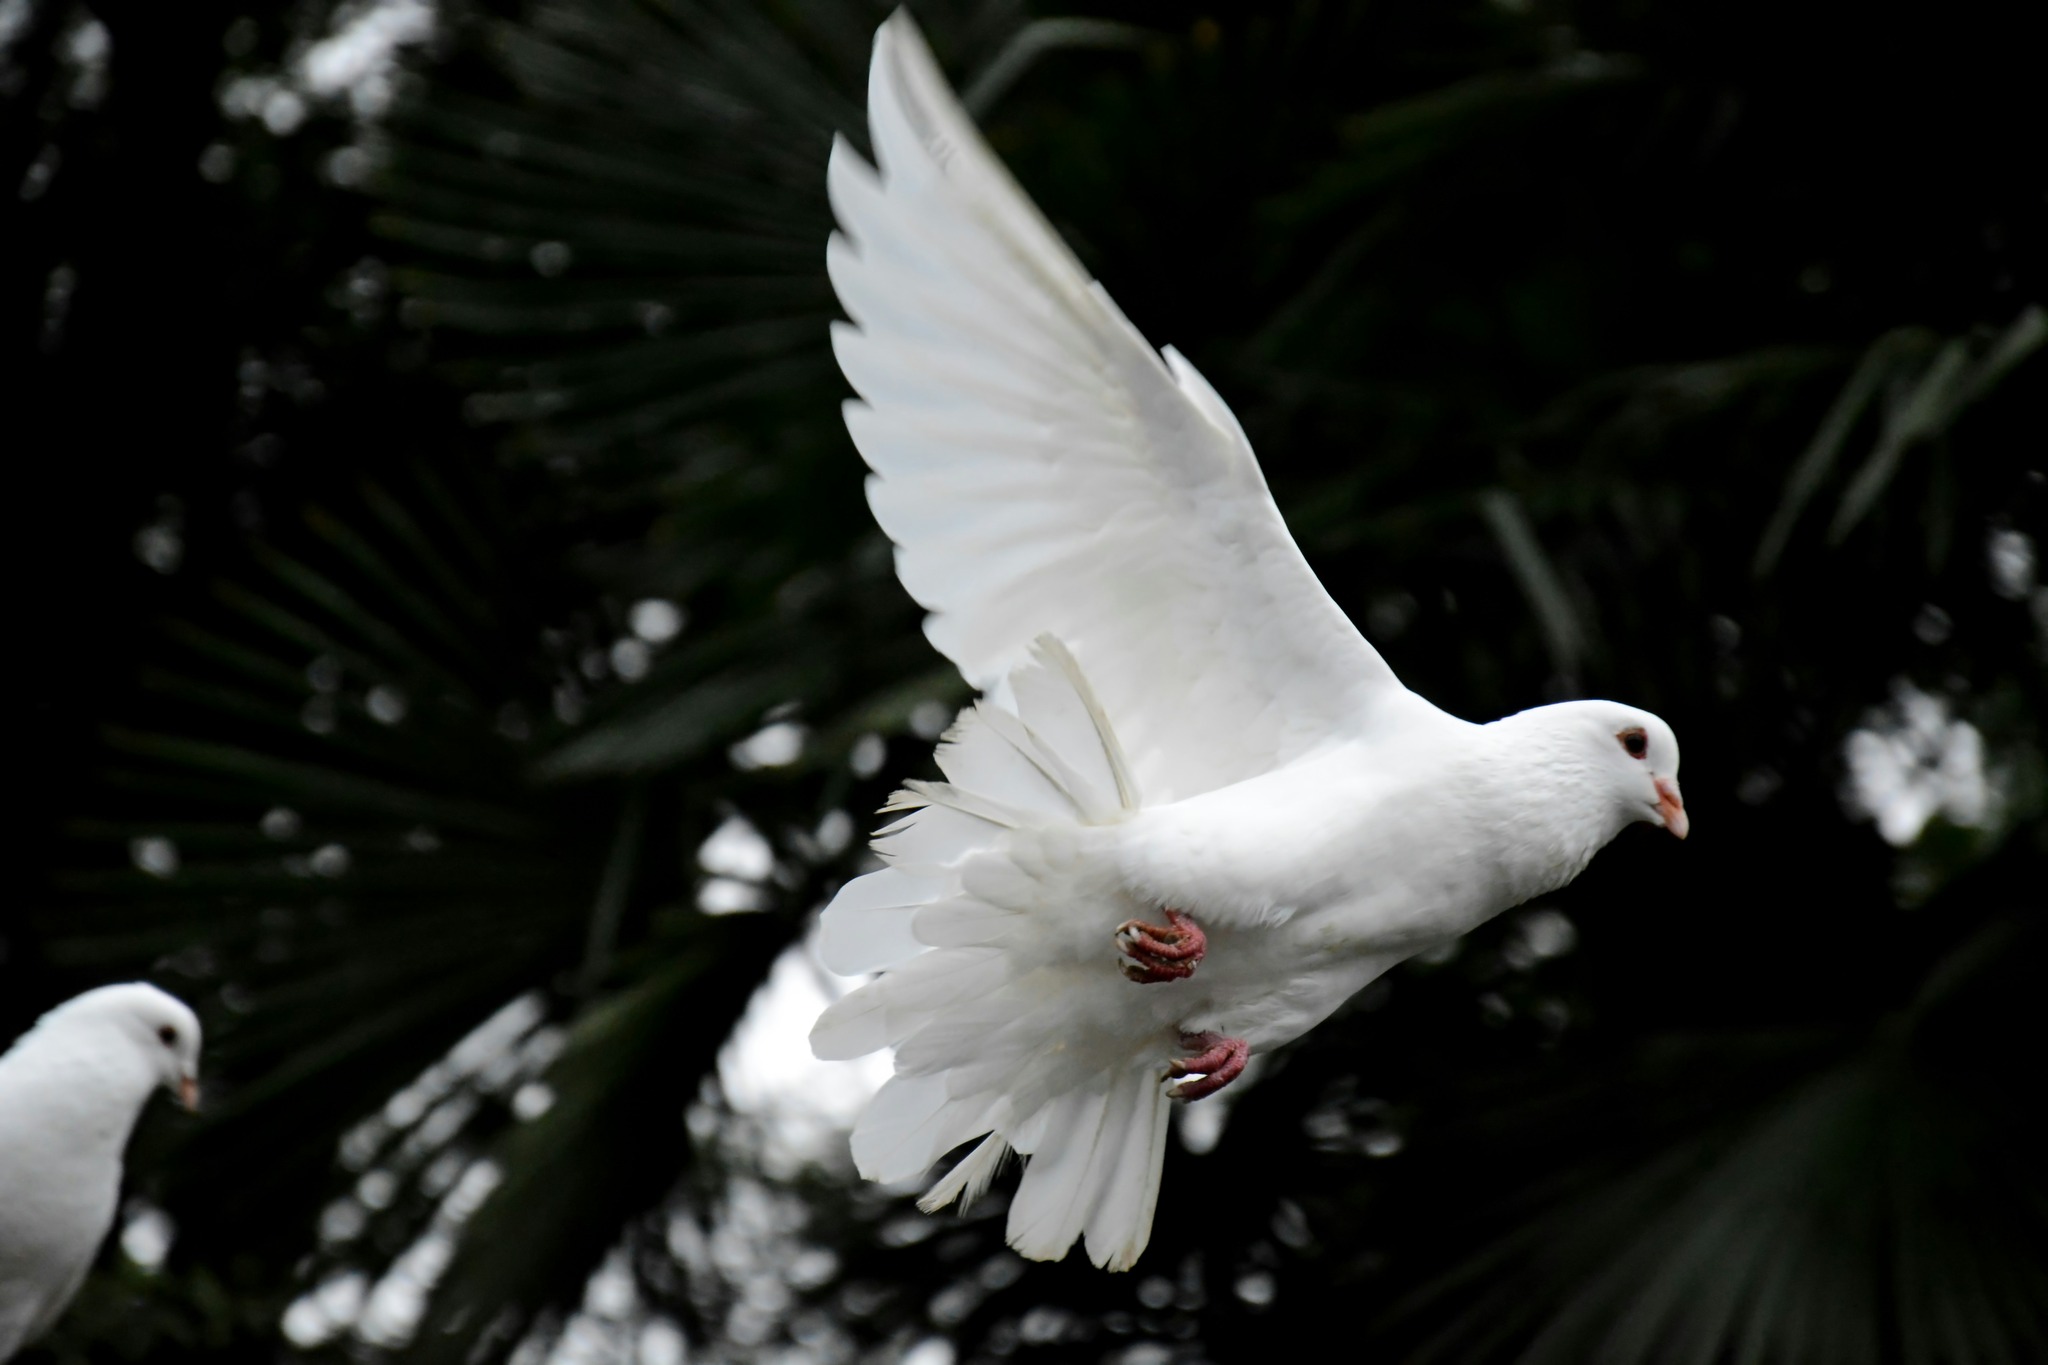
[0, 984, 202, 1360]
[812, 12, 1688, 1270]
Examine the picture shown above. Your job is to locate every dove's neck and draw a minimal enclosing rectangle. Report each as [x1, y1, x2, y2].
[1476, 708, 1635, 904]
[0, 1019, 160, 1165]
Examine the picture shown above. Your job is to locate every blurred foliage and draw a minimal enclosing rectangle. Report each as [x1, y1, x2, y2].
[8, 0, 2044, 1362]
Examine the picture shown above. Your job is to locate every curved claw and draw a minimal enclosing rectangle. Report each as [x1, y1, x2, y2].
[1169, 1031, 1249, 1101]
[1115, 908, 1207, 983]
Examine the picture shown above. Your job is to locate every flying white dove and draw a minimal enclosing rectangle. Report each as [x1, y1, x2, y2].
[0, 984, 202, 1360]
[810, 12, 1687, 1271]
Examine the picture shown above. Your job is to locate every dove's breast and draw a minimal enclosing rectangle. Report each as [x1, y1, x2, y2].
[0, 1076, 127, 1356]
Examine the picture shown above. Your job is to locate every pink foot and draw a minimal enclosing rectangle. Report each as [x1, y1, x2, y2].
[1169, 1031, 1249, 1101]
[1115, 908, 1207, 983]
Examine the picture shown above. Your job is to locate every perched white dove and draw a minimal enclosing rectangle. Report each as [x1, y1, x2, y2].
[810, 12, 1687, 1271]
[0, 984, 202, 1360]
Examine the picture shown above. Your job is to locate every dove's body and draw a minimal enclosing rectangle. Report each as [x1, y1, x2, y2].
[1119, 714, 1620, 1042]
[812, 13, 1684, 1271]
[0, 985, 201, 1360]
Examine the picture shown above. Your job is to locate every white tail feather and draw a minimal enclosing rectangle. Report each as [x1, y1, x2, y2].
[918, 1132, 1011, 1214]
[815, 868, 950, 975]
[810, 635, 1172, 1268]
[894, 779, 1027, 829]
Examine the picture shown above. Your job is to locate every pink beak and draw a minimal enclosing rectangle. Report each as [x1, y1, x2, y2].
[178, 1075, 201, 1112]
[1655, 776, 1688, 840]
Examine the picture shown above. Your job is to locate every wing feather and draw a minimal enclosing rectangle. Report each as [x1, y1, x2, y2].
[833, 14, 1421, 800]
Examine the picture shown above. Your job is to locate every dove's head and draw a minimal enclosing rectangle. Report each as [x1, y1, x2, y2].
[1566, 701, 1686, 839]
[1499, 700, 1687, 841]
[51, 983, 204, 1111]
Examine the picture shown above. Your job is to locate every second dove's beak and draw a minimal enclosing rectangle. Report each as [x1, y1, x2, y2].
[1655, 776, 1688, 840]
[178, 1075, 201, 1112]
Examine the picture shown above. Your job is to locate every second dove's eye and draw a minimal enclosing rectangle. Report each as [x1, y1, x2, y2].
[158, 1025, 178, 1046]
[1620, 729, 1648, 759]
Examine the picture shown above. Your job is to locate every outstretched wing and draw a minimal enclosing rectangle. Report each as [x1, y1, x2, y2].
[829, 13, 1419, 802]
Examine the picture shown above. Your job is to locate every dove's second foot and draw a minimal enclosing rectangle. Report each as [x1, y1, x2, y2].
[1169, 1031, 1249, 1101]
[1115, 908, 1207, 983]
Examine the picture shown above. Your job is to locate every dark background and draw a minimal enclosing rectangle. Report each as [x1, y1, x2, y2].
[7, 1, 2044, 1361]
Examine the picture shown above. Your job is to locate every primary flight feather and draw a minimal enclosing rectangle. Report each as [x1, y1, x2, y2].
[811, 12, 1687, 1271]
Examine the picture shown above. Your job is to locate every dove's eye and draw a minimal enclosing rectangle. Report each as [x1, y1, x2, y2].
[1618, 728, 1648, 760]
[157, 1024, 178, 1047]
